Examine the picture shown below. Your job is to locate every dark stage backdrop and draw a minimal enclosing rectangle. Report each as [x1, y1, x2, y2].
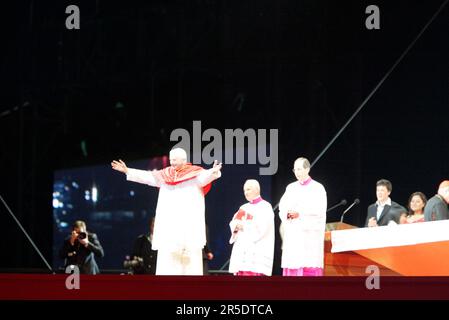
[1, 0, 448, 272]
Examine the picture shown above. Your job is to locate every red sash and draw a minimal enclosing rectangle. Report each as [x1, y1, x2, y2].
[153, 163, 212, 195]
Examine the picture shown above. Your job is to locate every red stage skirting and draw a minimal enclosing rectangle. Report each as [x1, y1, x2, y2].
[1, 274, 449, 300]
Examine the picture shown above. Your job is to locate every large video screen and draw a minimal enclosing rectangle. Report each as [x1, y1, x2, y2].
[53, 155, 272, 272]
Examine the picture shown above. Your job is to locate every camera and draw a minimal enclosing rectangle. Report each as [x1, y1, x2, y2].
[78, 232, 87, 240]
[123, 256, 144, 269]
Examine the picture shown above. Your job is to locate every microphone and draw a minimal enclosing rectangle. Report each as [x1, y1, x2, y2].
[340, 198, 360, 223]
[326, 199, 347, 213]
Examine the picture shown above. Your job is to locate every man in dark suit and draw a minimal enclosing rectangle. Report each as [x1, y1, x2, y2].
[59, 220, 104, 274]
[365, 179, 407, 227]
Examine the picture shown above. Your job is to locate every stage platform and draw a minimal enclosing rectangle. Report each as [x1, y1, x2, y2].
[2, 273, 449, 300]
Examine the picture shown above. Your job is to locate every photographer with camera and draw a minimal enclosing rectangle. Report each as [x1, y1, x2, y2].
[59, 220, 104, 274]
[125, 217, 158, 274]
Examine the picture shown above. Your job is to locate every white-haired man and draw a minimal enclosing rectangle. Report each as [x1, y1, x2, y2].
[228, 179, 275, 276]
[279, 157, 327, 276]
[111, 148, 222, 275]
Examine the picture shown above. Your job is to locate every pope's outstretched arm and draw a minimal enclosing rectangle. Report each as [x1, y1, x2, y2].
[197, 160, 222, 187]
[111, 159, 160, 187]
[111, 159, 128, 174]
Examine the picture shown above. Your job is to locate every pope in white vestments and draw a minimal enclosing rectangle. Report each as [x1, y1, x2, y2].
[279, 157, 327, 276]
[112, 148, 222, 275]
[228, 180, 275, 276]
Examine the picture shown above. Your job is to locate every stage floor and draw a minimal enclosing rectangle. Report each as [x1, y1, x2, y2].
[1, 273, 449, 300]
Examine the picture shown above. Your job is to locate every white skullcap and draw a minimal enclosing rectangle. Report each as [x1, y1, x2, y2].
[169, 148, 187, 160]
[244, 179, 261, 192]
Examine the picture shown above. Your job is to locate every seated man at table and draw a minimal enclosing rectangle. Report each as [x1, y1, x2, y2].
[365, 179, 406, 227]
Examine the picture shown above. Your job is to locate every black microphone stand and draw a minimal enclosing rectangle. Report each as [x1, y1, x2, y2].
[327, 200, 347, 213]
[340, 199, 360, 223]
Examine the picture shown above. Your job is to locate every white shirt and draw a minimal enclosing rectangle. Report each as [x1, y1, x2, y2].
[376, 197, 392, 220]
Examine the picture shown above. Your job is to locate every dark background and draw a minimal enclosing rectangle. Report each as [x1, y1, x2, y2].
[1, 0, 448, 272]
